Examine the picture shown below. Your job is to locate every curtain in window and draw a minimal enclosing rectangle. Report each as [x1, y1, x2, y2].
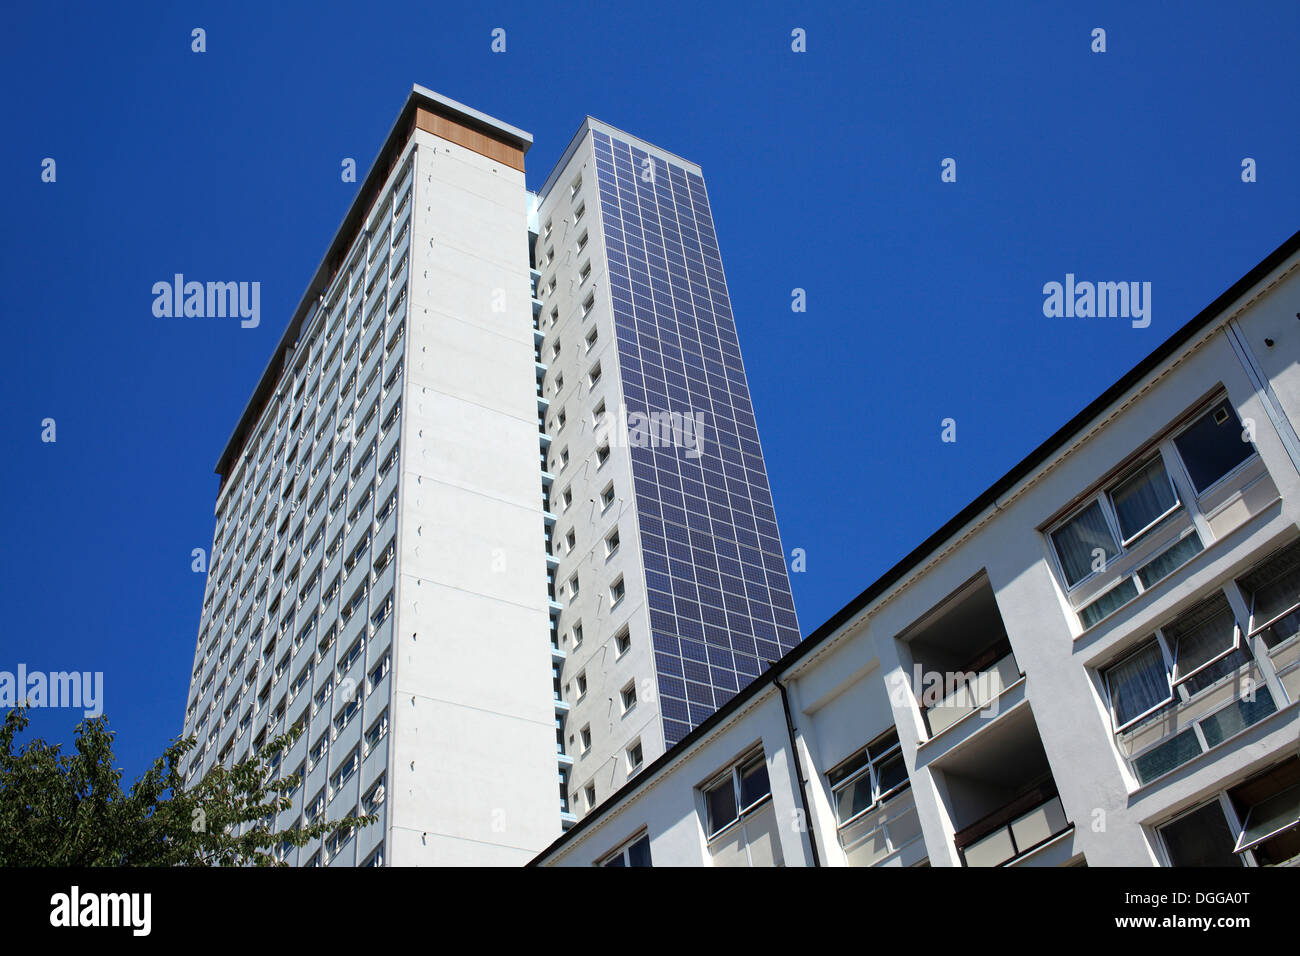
[1107, 641, 1170, 727]
[1052, 501, 1119, 587]
[1110, 459, 1177, 542]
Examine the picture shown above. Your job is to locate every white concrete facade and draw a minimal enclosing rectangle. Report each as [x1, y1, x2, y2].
[534, 236, 1300, 868]
[182, 88, 560, 866]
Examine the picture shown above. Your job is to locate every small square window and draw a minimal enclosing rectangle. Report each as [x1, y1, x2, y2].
[571, 175, 582, 197]
[589, 363, 602, 388]
[580, 261, 592, 284]
[577, 231, 588, 253]
[621, 682, 637, 713]
[560, 447, 570, 469]
[562, 488, 573, 511]
[580, 724, 591, 752]
[601, 483, 616, 509]
[610, 577, 626, 605]
[585, 783, 596, 807]
[551, 340, 561, 359]
[627, 740, 644, 773]
[586, 328, 598, 352]
[597, 443, 611, 466]
[606, 528, 620, 556]
[574, 203, 585, 222]
[565, 529, 577, 552]
[572, 622, 584, 647]
[568, 574, 580, 598]
[615, 628, 631, 656]
[556, 409, 567, 430]
[582, 293, 596, 318]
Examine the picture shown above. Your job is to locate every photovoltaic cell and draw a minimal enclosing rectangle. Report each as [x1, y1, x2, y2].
[592, 129, 801, 746]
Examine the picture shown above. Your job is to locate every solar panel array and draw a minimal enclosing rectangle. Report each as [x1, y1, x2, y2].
[592, 129, 801, 746]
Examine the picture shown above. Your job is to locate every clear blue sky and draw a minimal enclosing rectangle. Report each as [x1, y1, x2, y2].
[2, 1, 1296, 782]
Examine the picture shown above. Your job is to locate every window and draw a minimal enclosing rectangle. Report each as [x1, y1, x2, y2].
[1238, 540, 1300, 650]
[585, 783, 596, 808]
[582, 293, 596, 318]
[560, 447, 570, 470]
[1159, 801, 1244, 867]
[1101, 590, 1276, 784]
[576, 671, 588, 699]
[1044, 396, 1263, 629]
[588, 363, 602, 388]
[561, 487, 573, 512]
[605, 529, 620, 557]
[551, 340, 561, 359]
[570, 174, 582, 197]
[701, 750, 783, 867]
[610, 576, 626, 605]
[626, 740, 644, 774]
[579, 261, 591, 284]
[556, 408, 567, 430]
[565, 529, 576, 552]
[596, 443, 610, 466]
[571, 622, 583, 648]
[577, 231, 588, 253]
[600, 832, 651, 867]
[580, 724, 591, 753]
[601, 483, 616, 509]
[615, 627, 631, 657]
[827, 729, 910, 827]
[574, 202, 585, 223]
[585, 327, 598, 351]
[568, 574, 579, 598]
[1173, 400, 1255, 494]
[621, 681, 637, 713]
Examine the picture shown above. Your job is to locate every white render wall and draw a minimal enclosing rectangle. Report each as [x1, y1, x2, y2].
[387, 128, 560, 865]
[537, 247, 1300, 867]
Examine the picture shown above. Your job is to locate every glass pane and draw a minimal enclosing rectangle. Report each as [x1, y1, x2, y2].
[1174, 401, 1254, 493]
[1200, 688, 1276, 748]
[1234, 782, 1300, 853]
[875, 752, 909, 798]
[1080, 577, 1139, 629]
[1134, 729, 1204, 784]
[826, 748, 870, 788]
[834, 774, 873, 824]
[627, 835, 653, 867]
[1168, 596, 1238, 683]
[706, 779, 737, 836]
[1250, 565, 1300, 629]
[1110, 459, 1177, 542]
[1052, 501, 1119, 587]
[1136, 534, 1204, 589]
[867, 730, 900, 760]
[1106, 641, 1170, 727]
[1160, 802, 1243, 866]
[739, 757, 771, 809]
[602, 854, 626, 868]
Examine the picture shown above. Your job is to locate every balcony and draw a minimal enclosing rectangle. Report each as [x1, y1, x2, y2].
[922, 641, 1021, 737]
[901, 575, 1022, 742]
[954, 776, 1070, 867]
[936, 706, 1072, 867]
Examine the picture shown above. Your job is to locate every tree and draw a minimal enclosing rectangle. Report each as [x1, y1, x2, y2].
[0, 707, 374, 866]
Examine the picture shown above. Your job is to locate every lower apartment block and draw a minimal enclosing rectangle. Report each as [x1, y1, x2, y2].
[531, 229, 1300, 867]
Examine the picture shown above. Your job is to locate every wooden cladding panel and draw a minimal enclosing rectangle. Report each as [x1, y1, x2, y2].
[414, 107, 525, 172]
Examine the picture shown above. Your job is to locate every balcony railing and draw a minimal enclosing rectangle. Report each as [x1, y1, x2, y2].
[920, 640, 1020, 737]
[953, 776, 1071, 866]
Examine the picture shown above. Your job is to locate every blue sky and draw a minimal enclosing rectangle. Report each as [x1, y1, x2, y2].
[2, 1, 1296, 782]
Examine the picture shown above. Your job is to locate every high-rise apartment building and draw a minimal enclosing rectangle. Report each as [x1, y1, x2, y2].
[179, 86, 802, 864]
[534, 120, 801, 820]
